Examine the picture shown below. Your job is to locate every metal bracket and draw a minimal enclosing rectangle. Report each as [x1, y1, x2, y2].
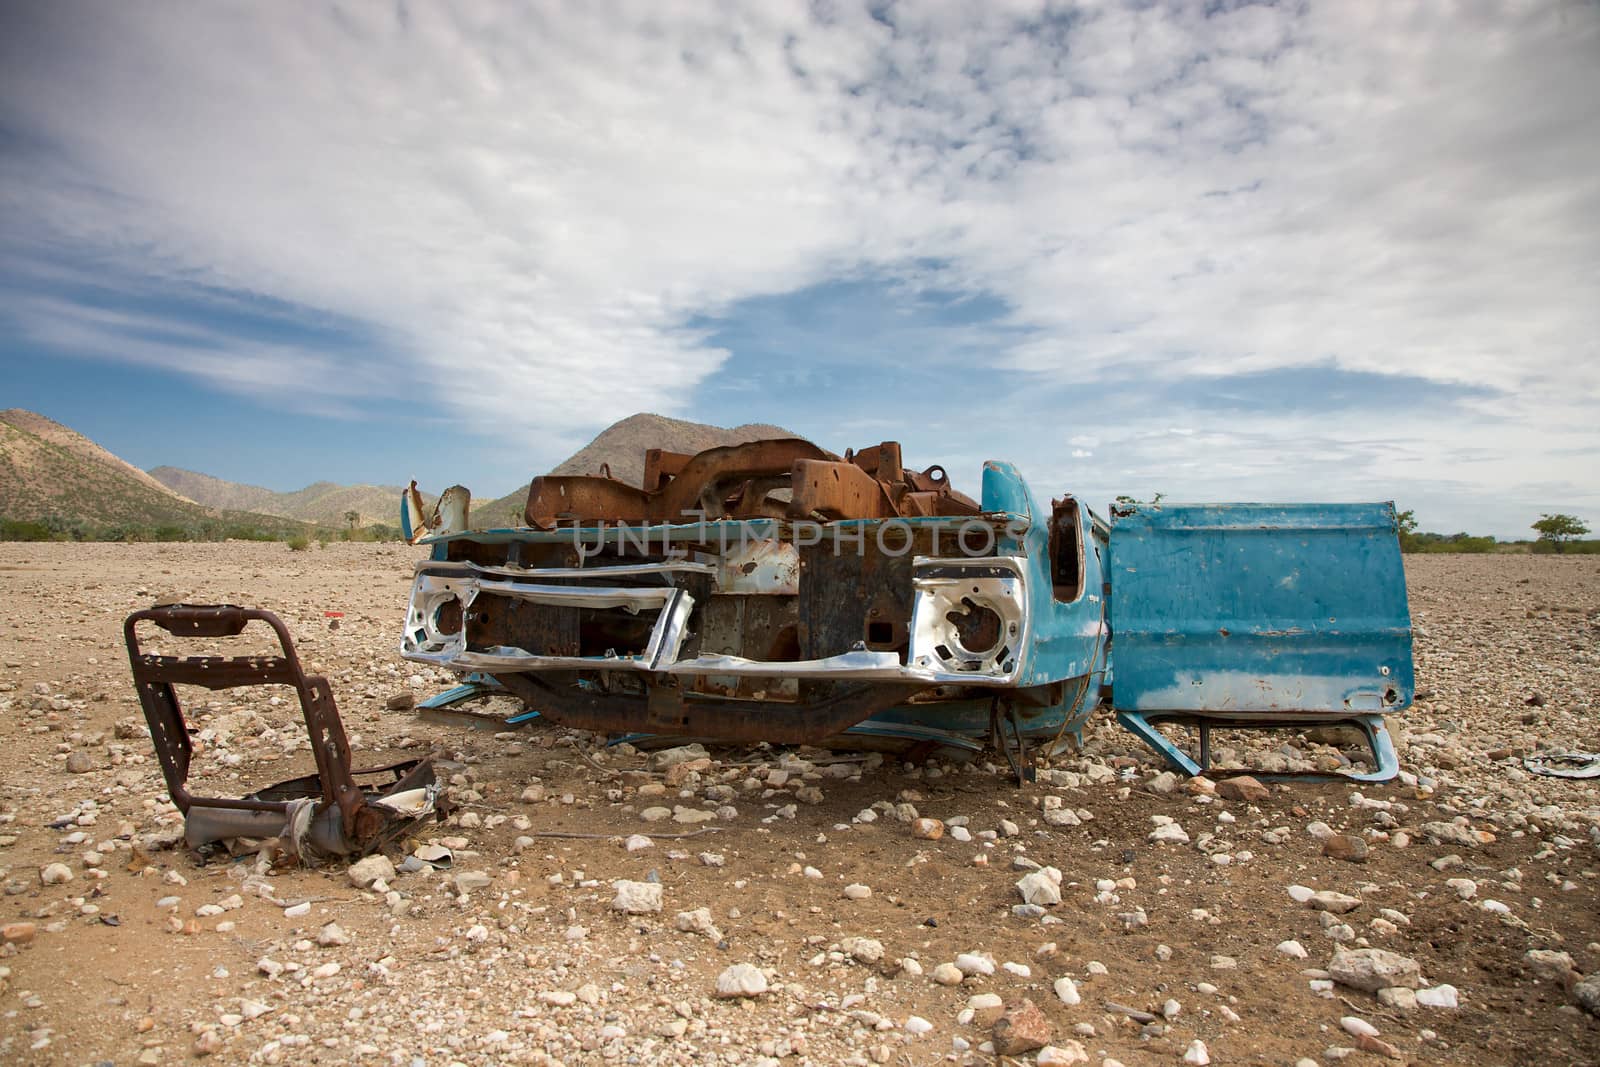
[988, 697, 1037, 786]
[418, 673, 506, 710]
[1115, 709, 1399, 783]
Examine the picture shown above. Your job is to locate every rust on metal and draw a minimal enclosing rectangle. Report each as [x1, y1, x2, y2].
[410, 437, 1029, 745]
[524, 437, 979, 529]
[124, 604, 440, 859]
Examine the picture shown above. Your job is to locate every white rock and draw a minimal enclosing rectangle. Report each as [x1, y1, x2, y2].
[1017, 867, 1064, 906]
[1327, 946, 1423, 992]
[1183, 1039, 1211, 1065]
[39, 863, 72, 885]
[1309, 891, 1362, 914]
[715, 963, 768, 998]
[540, 990, 577, 1006]
[1038, 1043, 1090, 1066]
[1054, 976, 1082, 1005]
[610, 879, 663, 914]
[674, 907, 722, 941]
[1148, 822, 1190, 844]
[1277, 940, 1309, 959]
[624, 834, 654, 852]
[843, 936, 886, 963]
[1287, 884, 1315, 903]
[347, 854, 394, 889]
[843, 883, 872, 900]
[904, 1015, 934, 1035]
[1415, 984, 1459, 1009]
[283, 901, 311, 919]
[316, 922, 350, 946]
[1340, 1016, 1378, 1038]
[1378, 987, 1417, 1011]
[954, 952, 995, 976]
[932, 962, 964, 985]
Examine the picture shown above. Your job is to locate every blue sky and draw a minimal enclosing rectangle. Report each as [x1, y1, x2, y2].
[2, 1, 1596, 538]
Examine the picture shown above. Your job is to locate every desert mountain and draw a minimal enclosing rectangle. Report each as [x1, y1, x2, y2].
[0, 410, 305, 536]
[149, 466, 425, 528]
[475, 412, 798, 526]
[0, 408, 800, 535]
[1, 408, 190, 501]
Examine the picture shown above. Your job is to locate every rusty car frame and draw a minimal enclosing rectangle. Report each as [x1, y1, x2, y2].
[398, 438, 1414, 781]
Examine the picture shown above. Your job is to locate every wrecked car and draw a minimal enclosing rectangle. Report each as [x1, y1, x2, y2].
[398, 438, 1414, 780]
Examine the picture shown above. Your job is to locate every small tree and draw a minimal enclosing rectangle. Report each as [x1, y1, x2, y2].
[1532, 513, 1589, 553]
[1395, 508, 1419, 551]
[344, 509, 360, 530]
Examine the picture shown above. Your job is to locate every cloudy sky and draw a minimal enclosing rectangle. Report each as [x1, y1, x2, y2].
[2, 0, 1595, 537]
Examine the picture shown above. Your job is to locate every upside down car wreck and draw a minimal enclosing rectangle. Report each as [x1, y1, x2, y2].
[399, 437, 1414, 782]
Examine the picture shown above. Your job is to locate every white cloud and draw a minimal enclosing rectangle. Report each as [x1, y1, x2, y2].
[0, 1, 1595, 532]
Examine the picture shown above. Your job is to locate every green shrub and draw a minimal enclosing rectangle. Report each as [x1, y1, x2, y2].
[1402, 531, 1497, 554]
[0, 519, 55, 541]
[1530, 538, 1600, 555]
[285, 534, 310, 552]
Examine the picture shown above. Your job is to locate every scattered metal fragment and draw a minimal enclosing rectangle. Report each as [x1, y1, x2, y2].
[1523, 752, 1600, 779]
[125, 604, 441, 861]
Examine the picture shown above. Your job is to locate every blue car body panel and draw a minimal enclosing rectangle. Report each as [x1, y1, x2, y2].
[1107, 502, 1413, 717]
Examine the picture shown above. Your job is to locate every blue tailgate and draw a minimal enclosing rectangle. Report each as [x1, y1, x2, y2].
[1108, 502, 1413, 716]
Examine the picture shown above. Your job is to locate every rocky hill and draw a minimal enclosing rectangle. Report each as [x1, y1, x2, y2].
[149, 467, 424, 528]
[0, 408, 798, 536]
[0, 408, 190, 501]
[475, 413, 797, 526]
[0, 410, 306, 537]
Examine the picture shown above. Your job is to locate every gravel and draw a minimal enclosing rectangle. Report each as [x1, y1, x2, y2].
[0, 544, 1596, 1066]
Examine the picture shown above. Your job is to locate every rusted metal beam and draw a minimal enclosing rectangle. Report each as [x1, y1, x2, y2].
[648, 438, 835, 521]
[642, 449, 693, 492]
[789, 459, 897, 520]
[525, 475, 650, 529]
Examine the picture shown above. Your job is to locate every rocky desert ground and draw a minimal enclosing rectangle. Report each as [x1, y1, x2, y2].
[0, 543, 1596, 1066]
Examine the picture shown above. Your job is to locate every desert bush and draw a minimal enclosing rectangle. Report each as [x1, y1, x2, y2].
[0, 519, 55, 541]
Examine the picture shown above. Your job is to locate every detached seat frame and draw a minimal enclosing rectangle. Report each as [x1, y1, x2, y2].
[124, 604, 435, 858]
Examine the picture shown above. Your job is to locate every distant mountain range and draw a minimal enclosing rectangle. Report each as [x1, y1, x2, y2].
[0, 408, 306, 537]
[147, 466, 423, 528]
[0, 407, 799, 537]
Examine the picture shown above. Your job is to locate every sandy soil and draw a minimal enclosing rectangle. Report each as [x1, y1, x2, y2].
[0, 543, 1596, 1066]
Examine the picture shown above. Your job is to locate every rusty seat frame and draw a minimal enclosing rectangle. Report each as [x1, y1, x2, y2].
[124, 603, 438, 859]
